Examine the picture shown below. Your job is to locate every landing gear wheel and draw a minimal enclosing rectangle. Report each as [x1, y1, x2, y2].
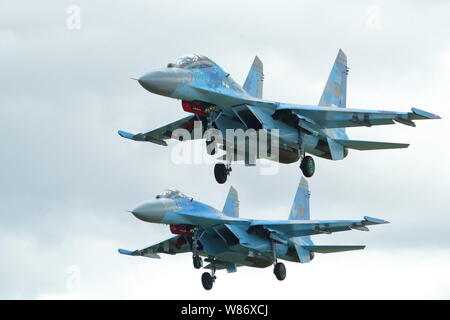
[214, 163, 230, 184]
[300, 156, 315, 178]
[273, 262, 286, 281]
[193, 255, 203, 269]
[201, 272, 214, 290]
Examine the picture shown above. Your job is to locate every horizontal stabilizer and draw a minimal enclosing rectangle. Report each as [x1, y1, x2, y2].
[335, 139, 409, 151]
[304, 245, 365, 254]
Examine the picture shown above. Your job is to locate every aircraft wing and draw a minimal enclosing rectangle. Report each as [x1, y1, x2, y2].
[118, 235, 191, 258]
[118, 115, 202, 146]
[275, 105, 440, 129]
[303, 245, 365, 253]
[249, 216, 389, 237]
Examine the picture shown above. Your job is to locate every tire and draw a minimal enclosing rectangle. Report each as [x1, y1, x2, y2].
[214, 163, 228, 184]
[193, 255, 203, 269]
[201, 272, 214, 290]
[274, 262, 286, 281]
[300, 156, 315, 178]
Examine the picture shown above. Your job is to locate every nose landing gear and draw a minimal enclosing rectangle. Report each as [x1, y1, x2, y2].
[192, 227, 203, 269]
[201, 272, 215, 290]
[201, 265, 216, 290]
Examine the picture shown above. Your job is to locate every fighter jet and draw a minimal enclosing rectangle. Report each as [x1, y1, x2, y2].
[119, 50, 440, 183]
[118, 177, 388, 290]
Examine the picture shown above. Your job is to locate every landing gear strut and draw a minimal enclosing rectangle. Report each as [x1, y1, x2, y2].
[297, 128, 315, 178]
[192, 227, 203, 269]
[214, 163, 231, 184]
[271, 238, 286, 281]
[206, 138, 216, 155]
[201, 265, 216, 290]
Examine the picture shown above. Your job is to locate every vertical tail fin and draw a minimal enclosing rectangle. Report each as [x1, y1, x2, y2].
[222, 186, 239, 218]
[319, 49, 348, 108]
[243, 56, 263, 99]
[288, 177, 310, 220]
[290, 178, 313, 263]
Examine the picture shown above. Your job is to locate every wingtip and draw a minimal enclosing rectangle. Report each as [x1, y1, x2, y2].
[411, 107, 441, 120]
[118, 248, 132, 255]
[118, 130, 135, 140]
[364, 216, 390, 224]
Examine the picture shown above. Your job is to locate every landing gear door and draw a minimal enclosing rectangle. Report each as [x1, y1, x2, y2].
[232, 105, 263, 130]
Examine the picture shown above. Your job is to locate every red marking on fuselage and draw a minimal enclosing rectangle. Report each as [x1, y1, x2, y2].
[170, 224, 193, 237]
[182, 100, 208, 117]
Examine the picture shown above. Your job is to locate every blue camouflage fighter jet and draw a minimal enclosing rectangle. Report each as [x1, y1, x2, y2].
[119, 50, 440, 183]
[119, 177, 388, 290]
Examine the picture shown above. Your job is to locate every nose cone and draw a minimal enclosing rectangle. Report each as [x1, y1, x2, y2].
[138, 69, 184, 96]
[131, 200, 167, 223]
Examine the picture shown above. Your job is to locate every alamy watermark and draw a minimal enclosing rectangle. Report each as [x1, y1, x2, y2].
[170, 121, 282, 175]
[66, 5, 81, 30]
[366, 5, 382, 30]
[66, 265, 81, 291]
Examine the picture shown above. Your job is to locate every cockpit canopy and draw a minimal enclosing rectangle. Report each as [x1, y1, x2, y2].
[156, 189, 188, 199]
[167, 54, 213, 69]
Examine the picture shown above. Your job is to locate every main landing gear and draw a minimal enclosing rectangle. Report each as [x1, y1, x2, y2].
[300, 155, 315, 178]
[297, 127, 315, 178]
[271, 239, 286, 281]
[214, 163, 232, 184]
[273, 262, 286, 281]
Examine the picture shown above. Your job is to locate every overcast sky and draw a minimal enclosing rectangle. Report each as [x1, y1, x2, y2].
[1, 0, 449, 299]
